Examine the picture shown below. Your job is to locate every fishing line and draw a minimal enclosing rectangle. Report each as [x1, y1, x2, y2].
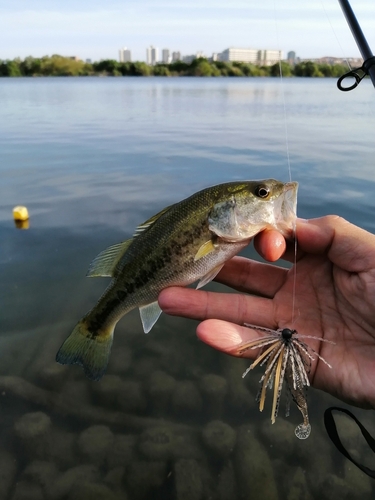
[320, 0, 352, 70]
[272, 0, 298, 325]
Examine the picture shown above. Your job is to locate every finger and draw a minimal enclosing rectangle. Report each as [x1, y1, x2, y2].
[293, 216, 375, 272]
[215, 256, 288, 298]
[197, 319, 264, 360]
[254, 229, 287, 262]
[159, 287, 275, 325]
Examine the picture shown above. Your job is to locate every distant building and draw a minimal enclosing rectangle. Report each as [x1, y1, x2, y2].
[182, 55, 195, 64]
[85, 58, 92, 64]
[146, 46, 158, 65]
[172, 51, 181, 62]
[220, 48, 258, 63]
[162, 49, 170, 64]
[182, 51, 206, 64]
[69, 56, 80, 61]
[220, 47, 282, 66]
[119, 47, 131, 63]
[258, 49, 282, 66]
[287, 51, 296, 64]
[312, 56, 362, 66]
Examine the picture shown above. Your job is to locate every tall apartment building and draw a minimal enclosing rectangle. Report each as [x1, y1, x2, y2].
[220, 48, 258, 64]
[172, 51, 181, 62]
[162, 49, 170, 64]
[119, 47, 131, 63]
[146, 46, 158, 65]
[287, 51, 296, 64]
[220, 47, 282, 65]
[258, 49, 282, 66]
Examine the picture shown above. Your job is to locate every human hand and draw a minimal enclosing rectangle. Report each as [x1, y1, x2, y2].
[158, 216, 375, 409]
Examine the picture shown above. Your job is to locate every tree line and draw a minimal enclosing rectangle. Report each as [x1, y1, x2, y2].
[0, 55, 349, 78]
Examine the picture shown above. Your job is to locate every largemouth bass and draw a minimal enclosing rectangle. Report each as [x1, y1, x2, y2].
[56, 179, 298, 380]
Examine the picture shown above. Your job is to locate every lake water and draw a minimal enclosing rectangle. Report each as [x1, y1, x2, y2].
[1, 77, 375, 499]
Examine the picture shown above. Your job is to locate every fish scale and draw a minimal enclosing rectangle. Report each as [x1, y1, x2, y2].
[56, 178, 298, 380]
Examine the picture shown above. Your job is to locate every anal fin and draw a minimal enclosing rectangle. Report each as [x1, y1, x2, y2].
[196, 263, 224, 289]
[139, 301, 162, 333]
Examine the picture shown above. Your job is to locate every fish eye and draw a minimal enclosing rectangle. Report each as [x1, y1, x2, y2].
[255, 185, 270, 199]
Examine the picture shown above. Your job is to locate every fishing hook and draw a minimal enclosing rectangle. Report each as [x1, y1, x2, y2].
[337, 56, 375, 92]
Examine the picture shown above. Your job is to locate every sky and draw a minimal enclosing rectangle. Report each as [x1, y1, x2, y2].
[1, 0, 375, 62]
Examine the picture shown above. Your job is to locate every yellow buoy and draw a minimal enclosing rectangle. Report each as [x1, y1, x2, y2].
[13, 206, 30, 229]
[13, 206, 29, 221]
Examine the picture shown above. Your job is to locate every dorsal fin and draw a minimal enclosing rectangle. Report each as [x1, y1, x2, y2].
[87, 239, 133, 278]
[133, 204, 175, 238]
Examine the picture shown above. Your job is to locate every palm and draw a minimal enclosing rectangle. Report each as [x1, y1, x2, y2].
[270, 252, 375, 409]
[159, 217, 375, 409]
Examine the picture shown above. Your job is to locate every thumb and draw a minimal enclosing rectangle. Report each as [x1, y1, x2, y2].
[296, 216, 375, 273]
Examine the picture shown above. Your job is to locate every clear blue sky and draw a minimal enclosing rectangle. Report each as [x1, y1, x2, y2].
[1, 0, 374, 62]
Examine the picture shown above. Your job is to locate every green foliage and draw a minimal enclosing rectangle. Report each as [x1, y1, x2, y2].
[269, 61, 292, 77]
[294, 61, 323, 77]
[0, 55, 353, 79]
[153, 64, 171, 76]
[0, 59, 22, 76]
[188, 58, 221, 77]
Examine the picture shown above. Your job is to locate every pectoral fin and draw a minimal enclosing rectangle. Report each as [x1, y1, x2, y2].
[139, 301, 162, 333]
[196, 264, 224, 289]
[194, 239, 217, 262]
[87, 239, 133, 277]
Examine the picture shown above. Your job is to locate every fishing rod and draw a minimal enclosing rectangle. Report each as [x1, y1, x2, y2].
[337, 0, 375, 91]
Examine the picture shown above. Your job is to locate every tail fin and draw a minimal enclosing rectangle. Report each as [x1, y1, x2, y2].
[56, 320, 113, 381]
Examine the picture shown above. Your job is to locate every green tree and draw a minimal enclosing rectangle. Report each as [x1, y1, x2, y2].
[93, 59, 119, 75]
[0, 59, 23, 77]
[269, 61, 292, 77]
[168, 60, 189, 74]
[189, 58, 221, 76]
[153, 64, 171, 76]
[131, 62, 152, 76]
[294, 61, 323, 77]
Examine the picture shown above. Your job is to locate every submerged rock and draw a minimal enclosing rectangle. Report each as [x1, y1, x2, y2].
[287, 467, 314, 500]
[49, 429, 77, 469]
[235, 425, 278, 500]
[217, 461, 237, 500]
[202, 420, 236, 459]
[107, 346, 132, 376]
[125, 460, 167, 500]
[45, 464, 99, 500]
[174, 459, 203, 500]
[104, 467, 125, 492]
[171, 431, 204, 461]
[91, 375, 124, 408]
[0, 451, 17, 500]
[106, 434, 136, 470]
[68, 482, 123, 500]
[260, 417, 297, 457]
[171, 381, 203, 417]
[200, 374, 228, 418]
[147, 370, 177, 415]
[36, 363, 68, 391]
[78, 425, 115, 466]
[14, 412, 52, 460]
[11, 481, 44, 500]
[139, 426, 175, 461]
[22, 460, 59, 492]
[344, 461, 372, 498]
[116, 380, 147, 413]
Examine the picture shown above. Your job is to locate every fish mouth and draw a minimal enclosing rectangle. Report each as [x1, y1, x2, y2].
[273, 181, 298, 238]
